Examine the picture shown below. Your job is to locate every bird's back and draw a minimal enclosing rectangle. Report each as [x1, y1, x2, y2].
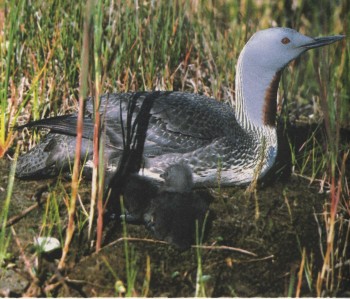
[16, 91, 245, 186]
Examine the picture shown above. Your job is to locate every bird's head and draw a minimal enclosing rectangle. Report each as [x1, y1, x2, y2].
[161, 163, 193, 193]
[242, 27, 344, 71]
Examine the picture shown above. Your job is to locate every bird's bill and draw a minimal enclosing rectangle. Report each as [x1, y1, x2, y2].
[301, 35, 345, 50]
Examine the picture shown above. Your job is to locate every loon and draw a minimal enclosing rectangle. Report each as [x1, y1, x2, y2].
[147, 163, 212, 250]
[123, 163, 212, 249]
[122, 173, 159, 224]
[15, 28, 344, 187]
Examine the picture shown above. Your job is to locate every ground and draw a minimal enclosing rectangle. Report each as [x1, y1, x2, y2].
[1, 150, 349, 297]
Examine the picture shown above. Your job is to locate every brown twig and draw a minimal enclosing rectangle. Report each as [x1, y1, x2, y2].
[192, 244, 257, 257]
[106, 236, 169, 248]
[105, 236, 258, 257]
[6, 196, 46, 227]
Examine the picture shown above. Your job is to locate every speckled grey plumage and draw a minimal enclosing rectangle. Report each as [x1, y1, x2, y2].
[16, 91, 263, 186]
[15, 133, 87, 178]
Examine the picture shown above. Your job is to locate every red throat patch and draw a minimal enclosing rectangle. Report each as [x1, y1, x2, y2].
[263, 71, 281, 127]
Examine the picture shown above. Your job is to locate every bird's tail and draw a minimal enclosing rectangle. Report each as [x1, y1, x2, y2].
[15, 133, 91, 179]
[15, 134, 62, 179]
[16, 114, 95, 139]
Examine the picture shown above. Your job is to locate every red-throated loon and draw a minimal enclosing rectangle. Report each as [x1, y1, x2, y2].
[15, 28, 344, 187]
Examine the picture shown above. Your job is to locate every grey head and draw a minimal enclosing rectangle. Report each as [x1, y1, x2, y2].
[242, 27, 345, 72]
[160, 163, 193, 193]
[236, 27, 344, 130]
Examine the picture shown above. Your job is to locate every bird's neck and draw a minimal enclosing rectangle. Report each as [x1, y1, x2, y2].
[235, 49, 281, 131]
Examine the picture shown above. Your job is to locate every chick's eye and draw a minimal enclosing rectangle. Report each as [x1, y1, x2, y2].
[281, 37, 291, 44]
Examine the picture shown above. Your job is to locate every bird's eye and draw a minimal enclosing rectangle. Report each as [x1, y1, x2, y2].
[281, 37, 291, 44]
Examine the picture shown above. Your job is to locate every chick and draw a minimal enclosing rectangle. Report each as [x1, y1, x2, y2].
[147, 164, 213, 250]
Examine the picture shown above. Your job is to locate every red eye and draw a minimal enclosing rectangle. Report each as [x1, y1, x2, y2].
[281, 37, 290, 44]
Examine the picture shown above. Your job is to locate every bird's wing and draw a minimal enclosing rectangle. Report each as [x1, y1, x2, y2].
[95, 92, 236, 156]
[16, 114, 95, 140]
[17, 91, 236, 157]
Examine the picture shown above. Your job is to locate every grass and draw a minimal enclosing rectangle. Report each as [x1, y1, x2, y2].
[120, 196, 139, 297]
[0, 145, 19, 266]
[1, 0, 349, 296]
[110, 195, 152, 297]
[40, 188, 64, 243]
[195, 214, 211, 297]
[0, 0, 24, 157]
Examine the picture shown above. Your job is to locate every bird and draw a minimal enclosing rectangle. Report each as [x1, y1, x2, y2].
[122, 163, 213, 250]
[121, 173, 160, 224]
[15, 28, 344, 187]
[147, 163, 213, 250]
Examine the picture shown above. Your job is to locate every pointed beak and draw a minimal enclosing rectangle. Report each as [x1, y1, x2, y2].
[301, 35, 345, 50]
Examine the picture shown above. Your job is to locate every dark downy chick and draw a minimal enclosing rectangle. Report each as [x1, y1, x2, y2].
[122, 174, 159, 224]
[147, 163, 213, 250]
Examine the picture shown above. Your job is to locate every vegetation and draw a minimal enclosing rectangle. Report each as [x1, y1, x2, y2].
[0, 0, 349, 297]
